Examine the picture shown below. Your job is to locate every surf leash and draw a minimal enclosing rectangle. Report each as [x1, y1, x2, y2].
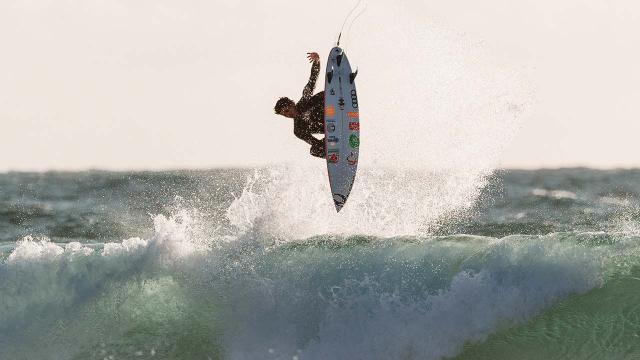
[343, 2, 367, 48]
[336, 0, 366, 47]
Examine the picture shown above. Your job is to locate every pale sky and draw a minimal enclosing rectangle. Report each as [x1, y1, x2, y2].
[1, 0, 639, 171]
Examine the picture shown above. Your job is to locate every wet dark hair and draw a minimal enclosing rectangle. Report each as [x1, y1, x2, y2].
[274, 97, 295, 114]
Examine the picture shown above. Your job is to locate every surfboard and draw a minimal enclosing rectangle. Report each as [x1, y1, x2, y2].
[324, 47, 359, 212]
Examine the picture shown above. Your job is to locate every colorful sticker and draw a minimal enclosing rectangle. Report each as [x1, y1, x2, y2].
[327, 136, 339, 146]
[347, 152, 357, 166]
[350, 89, 358, 109]
[347, 111, 359, 118]
[338, 98, 345, 110]
[326, 121, 336, 133]
[349, 134, 360, 149]
[348, 122, 359, 131]
[327, 149, 339, 163]
[325, 105, 335, 117]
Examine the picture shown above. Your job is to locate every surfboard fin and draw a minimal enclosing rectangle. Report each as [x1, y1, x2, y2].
[327, 70, 333, 84]
[350, 69, 358, 84]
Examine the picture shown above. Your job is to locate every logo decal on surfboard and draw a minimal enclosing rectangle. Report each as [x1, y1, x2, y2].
[349, 134, 360, 149]
[348, 122, 359, 131]
[325, 105, 335, 117]
[350, 89, 358, 109]
[327, 149, 339, 163]
[347, 152, 357, 165]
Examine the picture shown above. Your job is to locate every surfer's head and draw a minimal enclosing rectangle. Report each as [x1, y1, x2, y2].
[274, 97, 297, 118]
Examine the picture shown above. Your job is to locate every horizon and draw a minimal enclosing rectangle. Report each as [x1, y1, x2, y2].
[2, 164, 640, 174]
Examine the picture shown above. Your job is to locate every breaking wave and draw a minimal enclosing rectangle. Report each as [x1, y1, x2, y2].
[2, 207, 639, 359]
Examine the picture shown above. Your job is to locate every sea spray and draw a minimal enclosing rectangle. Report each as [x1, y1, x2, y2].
[226, 3, 531, 240]
[226, 166, 494, 239]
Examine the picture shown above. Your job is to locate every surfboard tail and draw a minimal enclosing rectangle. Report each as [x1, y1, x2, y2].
[333, 193, 347, 212]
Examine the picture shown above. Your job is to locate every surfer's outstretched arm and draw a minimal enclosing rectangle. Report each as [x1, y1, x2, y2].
[301, 53, 320, 101]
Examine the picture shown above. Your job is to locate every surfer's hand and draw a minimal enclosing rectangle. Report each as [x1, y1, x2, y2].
[307, 52, 320, 63]
[310, 141, 325, 158]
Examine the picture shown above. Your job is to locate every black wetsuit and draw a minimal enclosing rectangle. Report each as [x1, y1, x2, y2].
[293, 61, 325, 158]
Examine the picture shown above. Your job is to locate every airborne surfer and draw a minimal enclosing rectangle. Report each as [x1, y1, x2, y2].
[274, 52, 326, 159]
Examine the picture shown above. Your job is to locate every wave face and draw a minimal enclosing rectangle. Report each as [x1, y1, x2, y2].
[1, 169, 640, 359]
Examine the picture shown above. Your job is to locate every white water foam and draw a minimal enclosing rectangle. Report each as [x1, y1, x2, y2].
[221, 233, 623, 360]
[0, 210, 213, 359]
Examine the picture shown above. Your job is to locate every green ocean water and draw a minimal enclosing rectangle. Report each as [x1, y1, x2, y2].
[1, 168, 640, 359]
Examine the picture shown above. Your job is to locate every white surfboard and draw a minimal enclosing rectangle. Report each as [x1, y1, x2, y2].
[324, 47, 359, 212]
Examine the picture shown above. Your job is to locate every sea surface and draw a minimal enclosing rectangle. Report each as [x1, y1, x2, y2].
[1, 167, 640, 359]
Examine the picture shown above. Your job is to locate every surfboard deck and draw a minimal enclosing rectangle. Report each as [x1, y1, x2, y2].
[324, 47, 359, 212]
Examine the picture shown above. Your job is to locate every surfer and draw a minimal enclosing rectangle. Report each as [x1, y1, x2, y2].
[274, 52, 326, 158]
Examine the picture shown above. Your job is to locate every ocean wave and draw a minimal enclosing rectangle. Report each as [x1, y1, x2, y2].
[2, 209, 639, 359]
